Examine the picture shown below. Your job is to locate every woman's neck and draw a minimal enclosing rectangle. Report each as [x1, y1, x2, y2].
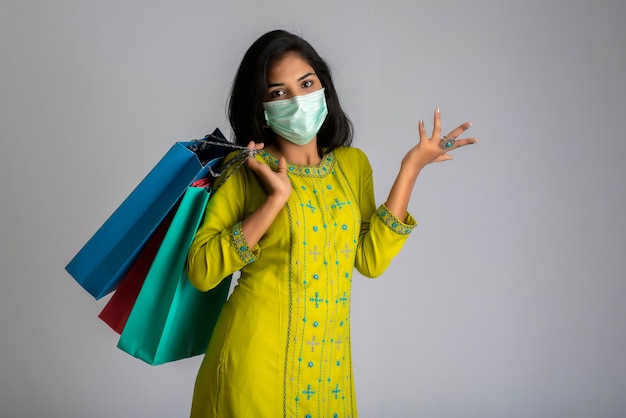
[266, 137, 321, 165]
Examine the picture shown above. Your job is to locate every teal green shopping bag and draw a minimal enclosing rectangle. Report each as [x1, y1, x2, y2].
[117, 186, 232, 365]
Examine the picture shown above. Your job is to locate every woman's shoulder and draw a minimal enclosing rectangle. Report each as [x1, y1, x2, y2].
[332, 146, 371, 168]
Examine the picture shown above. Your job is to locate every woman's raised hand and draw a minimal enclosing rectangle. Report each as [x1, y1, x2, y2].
[244, 141, 292, 205]
[401, 108, 478, 173]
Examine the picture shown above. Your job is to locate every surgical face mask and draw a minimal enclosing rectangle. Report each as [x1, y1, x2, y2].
[263, 88, 328, 145]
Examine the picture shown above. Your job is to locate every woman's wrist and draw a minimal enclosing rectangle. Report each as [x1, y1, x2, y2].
[398, 161, 422, 182]
[265, 193, 289, 210]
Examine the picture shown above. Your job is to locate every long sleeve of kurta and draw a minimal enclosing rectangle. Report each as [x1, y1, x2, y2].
[186, 152, 265, 292]
[337, 147, 417, 278]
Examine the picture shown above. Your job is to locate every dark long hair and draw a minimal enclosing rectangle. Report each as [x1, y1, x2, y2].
[228, 30, 353, 154]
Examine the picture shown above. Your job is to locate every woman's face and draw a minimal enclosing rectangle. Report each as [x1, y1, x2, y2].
[265, 52, 323, 102]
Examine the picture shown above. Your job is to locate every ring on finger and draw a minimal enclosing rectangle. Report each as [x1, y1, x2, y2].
[440, 136, 456, 150]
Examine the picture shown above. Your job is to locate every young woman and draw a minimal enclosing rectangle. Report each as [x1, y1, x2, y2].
[186, 29, 477, 417]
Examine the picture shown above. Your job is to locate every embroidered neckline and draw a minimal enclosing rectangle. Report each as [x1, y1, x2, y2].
[260, 150, 336, 178]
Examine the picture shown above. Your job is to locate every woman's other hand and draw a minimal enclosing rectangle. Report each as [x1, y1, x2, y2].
[402, 108, 478, 174]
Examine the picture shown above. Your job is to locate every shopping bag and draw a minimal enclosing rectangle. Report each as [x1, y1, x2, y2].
[97, 206, 176, 334]
[117, 182, 232, 365]
[65, 129, 231, 300]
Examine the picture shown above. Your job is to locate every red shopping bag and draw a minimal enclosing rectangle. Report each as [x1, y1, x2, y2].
[98, 207, 177, 334]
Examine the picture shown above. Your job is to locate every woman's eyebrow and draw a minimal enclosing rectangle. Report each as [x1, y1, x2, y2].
[297, 72, 314, 81]
[267, 72, 315, 88]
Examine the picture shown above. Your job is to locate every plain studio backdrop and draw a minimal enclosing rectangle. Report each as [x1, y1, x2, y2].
[1, 1, 625, 417]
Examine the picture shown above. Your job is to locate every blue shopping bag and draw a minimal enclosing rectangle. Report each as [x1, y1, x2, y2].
[65, 129, 232, 300]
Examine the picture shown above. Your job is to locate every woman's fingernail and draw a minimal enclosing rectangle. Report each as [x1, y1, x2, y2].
[436, 107, 440, 113]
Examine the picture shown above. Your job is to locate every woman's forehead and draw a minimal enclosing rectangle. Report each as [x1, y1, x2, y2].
[267, 53, 314, 78]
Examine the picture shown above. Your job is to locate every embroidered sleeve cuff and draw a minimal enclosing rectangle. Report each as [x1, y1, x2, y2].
[377, 204, 417, 235]
[230, 221, 258, 264]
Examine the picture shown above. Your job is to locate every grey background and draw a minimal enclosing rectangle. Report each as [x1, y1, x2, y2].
[1, 0, 625, 417]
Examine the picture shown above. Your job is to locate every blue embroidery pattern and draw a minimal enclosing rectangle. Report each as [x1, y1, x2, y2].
[230, 221, 256, 263]
[261, 151, 335, 178]
[377, 204, 416, 235]
[263, 151, 359, 417]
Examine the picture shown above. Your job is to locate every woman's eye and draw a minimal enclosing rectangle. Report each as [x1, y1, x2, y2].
[269, 90, 285, 99]
[302, 80, 313, 88]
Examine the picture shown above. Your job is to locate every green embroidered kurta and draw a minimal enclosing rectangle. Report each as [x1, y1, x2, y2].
[187, 147, 416, 417]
